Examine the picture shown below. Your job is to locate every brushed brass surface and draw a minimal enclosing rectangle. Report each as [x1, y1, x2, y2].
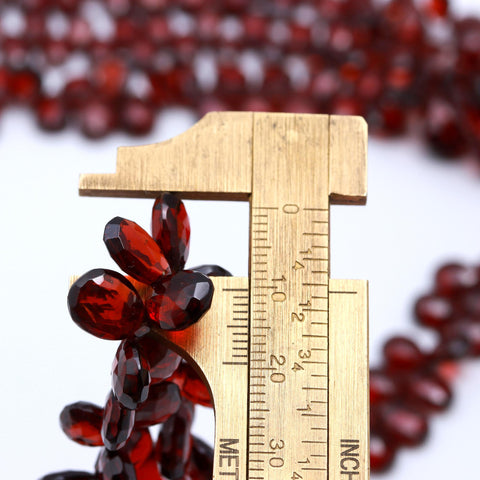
[78, 112, 369, 480]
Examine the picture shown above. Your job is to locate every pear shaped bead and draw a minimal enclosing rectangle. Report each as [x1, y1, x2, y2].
[60, 401, 103, 446]
[95, 448, 137, 480]
[104, 217, 171, 284]
[102, 391, 135, 451]
[169, 361, 213, 407]
[135, 381, 182, 428]
[112, 340, 151, 410]
[152, 193, 190, 271]
[146, 271, 214, 331]
[191, 264, 232, 277]
[68, 269, 145, 340]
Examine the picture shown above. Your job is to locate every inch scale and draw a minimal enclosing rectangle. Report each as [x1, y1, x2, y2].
[79, 112, 369, 480]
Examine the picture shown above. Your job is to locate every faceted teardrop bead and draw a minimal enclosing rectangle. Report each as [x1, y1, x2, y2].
[112, 340, 151, 410]
[406, 375, 452, 412]
[134, 323, 182, 383]
[381, 405, 428, 447]
[95, 448, 137, 480]
[383, 336, 426, 371]
[414, 295, 453, 330]
[152, 193, 190, 271]
[156, 399, 195, 480]
[370, 433, 396, 472]
[60, 401, 103, 446]
[135, 381, 182, 428]
[186, 436, 214, 480]
[369, 370, 398, 405]
[40, 472, 97, 480]
[102, 391, 135, 451]
[104, 217, 171, 285]
[68, 269, 145, 340]
[170, 361, 213, 408]
[146, 271, 214, 331]
[435, 263, 478, 296]
[191, 264, 232, 277]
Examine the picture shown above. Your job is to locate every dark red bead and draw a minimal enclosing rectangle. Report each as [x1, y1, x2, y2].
[92, 58, 128, 98]
[135, 456, 163, 480]
[78, 100, 116, 139]
[68, 17, 94, 49]
[40, 472, 97, 480]
[191, 265, 232, 277]
[134, 323, 182, 383]
[104, 217, 171, 284]
[121, 429, 154, 466]
[36, 97, 67, 132]
[68, 269, 145, 340]
[120, 98, 155, 136]
[112, 340, 151, 410]
[156, 399, 195, 480]
[135, 381, 182, 427]
[381, 405, 428, 447]
[96, 448, 136, 480]
[9, 70, 41, 104]
[435, 263, 478, 296]
[383, 336, 425, 371]
[370, 433, 396, 472]
[152, 193, 190, 272]
[186, 436, 213, 480]
[146, 271, 214, 331]
[406, 374, 452, 412]
[60, 401, 103, 446]
[414, 294, 453, 329]
[369, 370, 398, 405]
[170, 361, 213, 408]
[102, 391, 135, 451]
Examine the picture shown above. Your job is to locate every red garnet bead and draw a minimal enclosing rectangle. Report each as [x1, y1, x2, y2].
[405, 375, 452, 412]
[135, 381, 182, 428]
[60, 401, 103, 447]
[102, 391, 135, 451]
[40, 472, 97, 480]
[152, 193, 191, 272]
[68, 269, 145, 340]
[120, 98, 155, 136]
[381, 405, 428, 447]
[146, 271, 214, 331]
[36, 97, 67, 132]
[104, 217, 171, 284]
[95, 449, 136, 480]
[414, 294, 453, 329]
[370, 433, 396, 472]
[383, 336, 426, 371]
[369, 369, 398, 405]
[170, 361, 213, 407]
[186, 436, 214, 480]
[435, 263, 478, 296]
[112, 340, 151, 410]
[78, 100, 116, 139]
[122, 429, 154, 466]
[156, 399, 195, 480]
[191, 264, 232, 277]
[134, 323, 182, 382]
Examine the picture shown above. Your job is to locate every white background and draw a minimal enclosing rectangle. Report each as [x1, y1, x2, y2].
[2, 1, 480, 478]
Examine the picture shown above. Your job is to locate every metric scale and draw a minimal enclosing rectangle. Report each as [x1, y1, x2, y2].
[79, 112, 369, 480]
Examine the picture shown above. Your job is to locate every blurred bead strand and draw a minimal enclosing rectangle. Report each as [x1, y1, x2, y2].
[0, 0, 480, 163]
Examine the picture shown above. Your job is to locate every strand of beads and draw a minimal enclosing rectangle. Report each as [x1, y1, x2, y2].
[370, 262, 480, 472]
[41, 193, 228, 480]
[1, 0, 480, 162]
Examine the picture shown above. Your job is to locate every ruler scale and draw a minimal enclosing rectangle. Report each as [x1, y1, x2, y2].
[79, 112, 369, 480]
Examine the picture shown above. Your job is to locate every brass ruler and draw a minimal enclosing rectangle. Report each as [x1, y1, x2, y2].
[79, 112, 369, 480]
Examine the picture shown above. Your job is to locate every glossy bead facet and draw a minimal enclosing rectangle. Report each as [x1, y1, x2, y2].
[112, 340, 151, 410]
[369, 370, 398, 405]
[104, 217, 171, 284]
[152, 193, 191, 271]
[60, 401, 103, 446]
[406, 375, 452, 412]
[156, 399, 195, 480]
[191, 264, 232, 277]
[383, 336, 425, 371]
[68, 269, 145, 340]
[170, 361, 213, 407]
[146, 271, 214, 331]
[134, 323, 182, 383]
[135, 381, 182, 427]
[381, 405, 428, 447]
[435, 263, 478, 296]
[414, 294, 453, 329]
[370, 433, 396, 472]
[95, 448, 137, 480]
[102, 391, 135, 451]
